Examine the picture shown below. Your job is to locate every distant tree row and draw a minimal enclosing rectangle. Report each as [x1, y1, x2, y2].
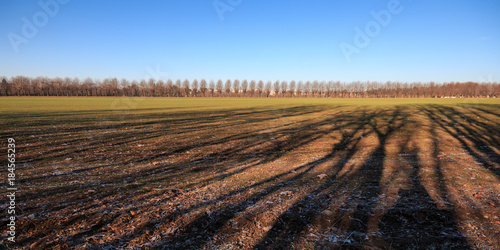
[1, 76, 499, 98]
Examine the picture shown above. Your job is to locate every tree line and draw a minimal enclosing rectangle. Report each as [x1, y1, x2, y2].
[1, 76, 498, 98]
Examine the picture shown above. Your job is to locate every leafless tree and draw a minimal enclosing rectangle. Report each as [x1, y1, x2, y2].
[249, 80, 256, 97]
[2, 75, 498, 98]
[158, 80, 166, 96]
[319, 81, 326, 97]
[165, 79, 173, 97]
[200, 79, 207, 97]
[182, 79, 190, 97]
[281, 81, 288, 97]
[225, 79, 232, 97]
[1, 78, 9, 96]
[174, 79, 182, 97]
[146, 79, 155, 97]
[257, 80, 264, 97]
[289, 80, 296, 97]
[273, 80, 280, 97]
[265, 81, 272, 97]
[296, 81, 303, 97]
[241, 80, 248, 97]
[120, 78, 129, 96]
[233, 79, 240, 97]
[304, 81, 311, 97]
[216, 79, 223, 97]
[311, 81, 319, 97]
[208, 80, 215, 97]
[191, 79, 199, 97]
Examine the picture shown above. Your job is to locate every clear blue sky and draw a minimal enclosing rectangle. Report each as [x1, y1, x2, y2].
[1, 0, 499, 83]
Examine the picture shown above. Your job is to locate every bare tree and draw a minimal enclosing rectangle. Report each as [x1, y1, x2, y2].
[191, 79, 199, 97]
[304, 81, 311, 97]
[296, 81, 303, 97]
[311, 81, 319, 97]
[241, 79, 248, 97]
[325, 81, 333, 98]
[281, 81, 288, 97]
[200, 79, 207, 97]
[174, 79, 182, 97]
[137, 80, 146, 96]
[3, 75, 498, 98]
[182, 79, 190, 97]
[120, 78, 129, 96]
[319, 81, 326, 97]
[70, 77, 80, 96]
[289, 80, 296, 97]
[273, 80, 280, 97]
[216, 79, 223, 96]
[257, 80, 264, 97]
[147, 79, 156, 97]
[249, 80, 256, 97]
[233, 79, 240, 97]
[108, 78, 118, 96]
[225, 79, 232, 97]
[265, 81, 272, 97]
[165, 79, 173, 97]
[8, 77, 20, 96]
[1, 78, 9, 96]
[208, 80, 215, 97]
[157, 80, 165, 96]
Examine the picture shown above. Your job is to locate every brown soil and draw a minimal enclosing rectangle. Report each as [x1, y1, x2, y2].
[1, 104, 499, 249]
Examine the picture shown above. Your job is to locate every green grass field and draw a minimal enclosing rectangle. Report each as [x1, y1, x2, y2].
[1, 97, 499, 249]
[1, 96, 497, 113]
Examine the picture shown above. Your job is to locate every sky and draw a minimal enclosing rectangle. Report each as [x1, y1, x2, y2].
[1, 0, 499, 83]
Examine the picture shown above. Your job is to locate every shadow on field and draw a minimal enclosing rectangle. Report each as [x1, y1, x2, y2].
[379, 146, 470, 249]
[421, 105, 500, 178]
[3, 103, 500, 248]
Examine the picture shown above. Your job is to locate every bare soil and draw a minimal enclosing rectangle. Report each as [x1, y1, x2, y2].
[1, 102, 499, 249]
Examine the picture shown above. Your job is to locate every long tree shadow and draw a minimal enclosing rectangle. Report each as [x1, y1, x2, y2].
[463, 104, 500, 120]
[155, 109, 377, 249]
[13, 105, 340, 203]
[420, 105, 500, 178]
[253, 107, 410, 249]
[379, 146, 470, 249]
[342, 106, 409, 246]
[5, 104, 352, 248]
[436, 105, 500, 157]
[3, 105, 327, 167]
[5, 103, 498, 249]
[253, 109, 376, 249]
